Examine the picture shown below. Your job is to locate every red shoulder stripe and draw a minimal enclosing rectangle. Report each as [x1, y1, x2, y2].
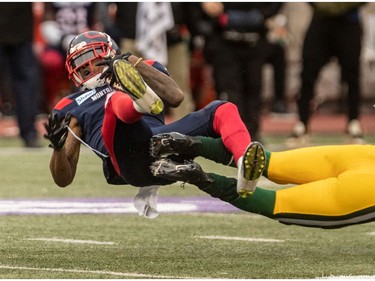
[55, 97, 73, 111]
[143, 59, 155, 66]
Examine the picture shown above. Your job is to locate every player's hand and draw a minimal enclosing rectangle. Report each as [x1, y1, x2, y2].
[96, 52, 132, 85]
[43, 112, 72, 151]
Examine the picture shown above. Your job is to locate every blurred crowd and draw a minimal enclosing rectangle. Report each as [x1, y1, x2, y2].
[0, 2, 372, 147]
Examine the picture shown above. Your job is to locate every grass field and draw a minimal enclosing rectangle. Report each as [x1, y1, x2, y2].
[1, 134, 375, 279]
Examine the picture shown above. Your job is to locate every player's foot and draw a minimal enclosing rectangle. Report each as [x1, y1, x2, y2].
[237, 141, 266, 198]
[346, 119, 366, 144]
[150, 132, 201, 158]
[285, 121, 309, 148]
[113, 59, 164, 114]
[150, 158, 214, 185]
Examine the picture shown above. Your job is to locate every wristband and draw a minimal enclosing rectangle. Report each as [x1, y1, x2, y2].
[133, 57, 143, 67]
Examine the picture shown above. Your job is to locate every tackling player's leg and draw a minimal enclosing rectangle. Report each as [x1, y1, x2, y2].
[150, 133, 234, 166]
[150, 156, 276, 216]
[151, 150, 375, 229]
[153, 141, 375, 229]
[150, 133, 265, 197]
[150, 157, 215, 185]
[150, 132, 202, 158]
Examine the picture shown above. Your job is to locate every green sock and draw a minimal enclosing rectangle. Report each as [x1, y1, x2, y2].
[263, 150, 271, 178]
[230, 188, 276, 218]
[197, 173, 276, 219]
[196, 136, 234, 166]
[197, 173, 239, 202]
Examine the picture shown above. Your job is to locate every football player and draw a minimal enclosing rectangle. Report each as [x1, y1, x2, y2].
[44, 31, 263, 217]
[151, 133, 375, 229]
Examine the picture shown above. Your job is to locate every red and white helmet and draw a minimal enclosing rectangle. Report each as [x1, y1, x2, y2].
[65, 30, 120, 89]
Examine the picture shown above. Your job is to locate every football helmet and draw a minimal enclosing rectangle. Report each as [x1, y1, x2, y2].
[65, 31, 120, 89]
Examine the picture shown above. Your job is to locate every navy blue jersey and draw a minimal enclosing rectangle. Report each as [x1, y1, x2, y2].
[53, 84, 113, 157]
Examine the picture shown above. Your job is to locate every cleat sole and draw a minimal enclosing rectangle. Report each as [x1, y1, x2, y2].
[237, 141, 266, 198]
[243, 143, 265, 181]
[113, 60, 146, 100]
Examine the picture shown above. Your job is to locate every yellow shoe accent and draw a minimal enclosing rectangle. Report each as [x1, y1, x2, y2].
[150, 99, 164, 115]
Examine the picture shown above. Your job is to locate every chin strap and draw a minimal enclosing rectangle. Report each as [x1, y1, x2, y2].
[66, 126, 109, 159]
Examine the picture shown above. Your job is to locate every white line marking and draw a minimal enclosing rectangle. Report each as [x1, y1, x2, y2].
[0, 200, 198, 214]
[186, 212, 260, 219]
[195, 235, 285, 243]
[318, 275, 375, 279]
[0, 264, 195, 279]
[25, 238, 115, 245]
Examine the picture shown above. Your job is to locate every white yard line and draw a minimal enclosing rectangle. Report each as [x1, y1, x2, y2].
[186, 212, 260, 219]
[318, 275, 375, 279]
[0, 200, 198, 214]
[24, 237, 115, 245]
[195, 235, 285, 243]
[0, 264, 195, 279]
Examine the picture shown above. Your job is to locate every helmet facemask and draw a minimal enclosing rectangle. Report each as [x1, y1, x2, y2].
[65, 32, 118, 90]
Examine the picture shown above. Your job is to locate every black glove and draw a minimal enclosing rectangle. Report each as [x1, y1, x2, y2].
[96, 52, 132, 85]
[43, 112, 72, 151]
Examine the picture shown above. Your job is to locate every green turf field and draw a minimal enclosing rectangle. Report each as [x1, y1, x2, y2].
[0, 135, 375, 279]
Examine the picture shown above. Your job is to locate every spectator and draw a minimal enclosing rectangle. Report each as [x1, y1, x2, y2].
[164, 3, 195, 120]
[265, 40, 288, 114]
[265, 13, 290, 114]
[188, 3, 283, 141]
[0, 3, 41, 147]
[39, 2, 101, 111]
[287, 2, 366, 146]
[109, 2, 195, 121]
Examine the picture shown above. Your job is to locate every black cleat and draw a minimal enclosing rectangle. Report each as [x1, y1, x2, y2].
[150, 132, 201, 158]
[150, 158, 214, 185]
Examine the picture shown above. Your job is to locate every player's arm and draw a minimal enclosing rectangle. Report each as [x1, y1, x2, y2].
[99, 53, 184, 108]
[127, 55, 184, 108]
[44, 113, 81, 187]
